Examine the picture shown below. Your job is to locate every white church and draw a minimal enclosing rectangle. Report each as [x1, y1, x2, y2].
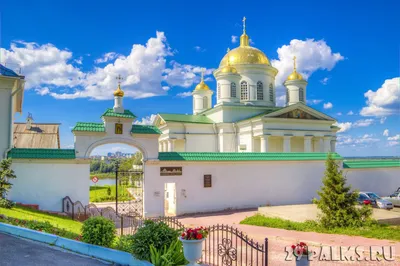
[0, 18, 398, 217]
[155, 18, 338, 154]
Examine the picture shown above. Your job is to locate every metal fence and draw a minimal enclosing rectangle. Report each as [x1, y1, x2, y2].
[62, 196, 268, 265]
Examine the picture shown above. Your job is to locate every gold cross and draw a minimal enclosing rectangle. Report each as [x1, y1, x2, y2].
[243, 16, 246, 33]
[293, 56, 297, 71]
[116, 74, 124, 84]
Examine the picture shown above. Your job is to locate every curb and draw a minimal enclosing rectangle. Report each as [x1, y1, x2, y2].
[0, 223, 152, 266]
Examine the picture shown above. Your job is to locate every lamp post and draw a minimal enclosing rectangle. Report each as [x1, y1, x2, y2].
[115, 160, 120, 214]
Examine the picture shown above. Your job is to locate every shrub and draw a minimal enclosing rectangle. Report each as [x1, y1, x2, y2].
[0, 198, 15, 209]
[81, 216, 116, 247]
[115, 235, 135, 254]
[131, 220, 181, 261]
[313, 154, 373, 228]
[150, 239, 187, 266]
[0, 159, 17, 199]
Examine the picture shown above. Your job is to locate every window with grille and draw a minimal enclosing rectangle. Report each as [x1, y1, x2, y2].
[241, 81, 248, 100]
[299, 88, 304, 102]
[217, 83, 221, 99]
[204, 175, 212, 188]
[286, 88, 290, 104]
[231, 82, 236, 98]
[269, 83, 274, 102]
[203, 96, 208, 109]
[257, 81, 263, 100]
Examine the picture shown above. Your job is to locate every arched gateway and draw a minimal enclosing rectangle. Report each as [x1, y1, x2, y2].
[72, 81, 160, 216]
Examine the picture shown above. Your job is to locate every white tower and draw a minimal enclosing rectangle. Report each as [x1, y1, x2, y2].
[214, 48, 241, 105]
[284, 56, 308, 106]
[192, 70, 213, 114]
[113, 74, 125, 113]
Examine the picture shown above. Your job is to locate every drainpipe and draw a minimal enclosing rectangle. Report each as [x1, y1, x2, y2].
[213, 123, 219, 152]
[181, 123, 187, 152]
[232, 123, 237, 152]
[5, 80, 23, 159]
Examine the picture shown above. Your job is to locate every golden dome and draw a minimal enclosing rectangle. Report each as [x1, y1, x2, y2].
[286, 56, 303, 81]
[220, 65, 238, 74]
[113, 84, 124, 97]
[219, 17, 270, 68]
[194, 70, 211, 91]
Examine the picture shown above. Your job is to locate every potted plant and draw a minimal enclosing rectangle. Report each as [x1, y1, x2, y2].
[291, 242, 312, 266]
[179, 227, 208, 265]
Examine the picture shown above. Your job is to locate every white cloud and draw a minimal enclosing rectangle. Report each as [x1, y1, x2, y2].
[336, 112, 342, 116]
[353, 118, 374, 127]
[383, 129, 389, 137]
[276, 95, 286, 107]
[336, 122, 352, 133]
[347, 110, 354, 115]
[193, 46, 206, 52]
[94, 52, 120, 64]
[134, 114, 157, 125]
[320, 77, 329, 85]
[176, 91, 192, 98]
[388, 134, 400, 141]
[323, 102, 333, 109]
[74, 56, 83, 65]
[337, 134, 380, 147]
[360, 77, 400, 117]
[388, 141, 399, 147]
[164, 61, 214, 88]
[307, 99, 323, 105]
[387, 134, 400, 147]
[35, 87, 50, 96]
[271, 39, 344, 99]
[231, 35, 238, 43]
[380, 117, 387, 124]
[249, 39, 255, 45]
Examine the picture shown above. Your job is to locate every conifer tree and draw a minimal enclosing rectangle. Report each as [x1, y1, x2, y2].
[314, 154, 372, 228]
[0, 158, 17, 198]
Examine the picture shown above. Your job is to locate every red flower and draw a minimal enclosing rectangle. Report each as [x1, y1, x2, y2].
[181, 233, 185, 237]
[291, 245, 296, 249]
[297, 250, 300, 255]
[299, 242, 306, 247]
[197, 234, 203, 239]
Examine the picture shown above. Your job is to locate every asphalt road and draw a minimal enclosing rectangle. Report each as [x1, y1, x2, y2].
[0, 233, 111, 266]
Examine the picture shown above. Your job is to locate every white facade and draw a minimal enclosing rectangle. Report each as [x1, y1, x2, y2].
[9, 159, 90, 212]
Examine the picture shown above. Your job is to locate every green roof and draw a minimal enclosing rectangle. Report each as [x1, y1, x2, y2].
[158, 113, 214, 124]
[8, 148, 76, 159]
[101, 108, 136, 119]
[343, 160, 400, 169]
[131, 125, 161, 134]
[72, 122, 105, 132]
[158, 152, 343, 161]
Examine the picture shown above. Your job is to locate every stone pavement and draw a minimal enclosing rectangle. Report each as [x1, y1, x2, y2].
[178, 210, 400, 265]
[0, 233, 110, 266]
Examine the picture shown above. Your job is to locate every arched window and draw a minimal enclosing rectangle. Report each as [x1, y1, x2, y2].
[269, 83, 274, 102]
[241, 81, 248, 100]
[257, 81, 263, 100]
[286, 88, 290, 104]
[217, 83, 221, 100]
[203, 96, 208, 109]
[299, 88, 304, 102]
[231, 82, 236, 98]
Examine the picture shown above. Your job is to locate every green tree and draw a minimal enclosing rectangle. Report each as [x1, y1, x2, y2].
[314, 154, 372, 228]
[0, 159, 17, 198]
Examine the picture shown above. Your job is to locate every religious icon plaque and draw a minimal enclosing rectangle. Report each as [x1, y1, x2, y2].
[115, 123, 123, 134]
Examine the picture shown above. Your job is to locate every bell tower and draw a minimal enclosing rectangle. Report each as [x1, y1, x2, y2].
[284, 56, 308, 106]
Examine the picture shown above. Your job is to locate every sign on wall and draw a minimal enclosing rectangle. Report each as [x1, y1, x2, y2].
[160, 167, 182, 176]
[115, 123, 123, 134]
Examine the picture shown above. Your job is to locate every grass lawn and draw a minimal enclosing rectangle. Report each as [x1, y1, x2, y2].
[90, 185, 134, 203]
[240, 214, 400, 241]
[0, 206, 82, 237]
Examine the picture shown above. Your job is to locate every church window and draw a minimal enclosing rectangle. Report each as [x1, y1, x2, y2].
[299, 88, 304, 102]
[231, 82, 236, 98]
[286, 88, 290, 104]
[204, 174, 212, 188]
[218, 83, 221, 100]
[203, 96, 208, 109]
[241, 81, 248, 100]
[257, 81, 263, 100]
[269, 83, 274, 102]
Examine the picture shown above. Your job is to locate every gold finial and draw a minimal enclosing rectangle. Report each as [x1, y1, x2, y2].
[114, 74, 125, 97]
[293, 56, 297, 71]
[243, 16, 246, 34]
[240, 17, 249, 47]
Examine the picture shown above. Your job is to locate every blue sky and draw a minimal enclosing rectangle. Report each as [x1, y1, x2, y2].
[1, 0, 399, 156]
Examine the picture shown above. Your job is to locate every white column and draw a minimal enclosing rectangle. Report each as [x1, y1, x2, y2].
[304, 136, 313, 153]
[323, 137, 331, 152]
[159, 142, 162, 152]
[319, 138, 324, 152]
[162, 141, 168, 152]
[168, 139, 175, 152]
[283, 136, 292, 152]
[331, 138, 337, 153]
[260, 135, 269, 152]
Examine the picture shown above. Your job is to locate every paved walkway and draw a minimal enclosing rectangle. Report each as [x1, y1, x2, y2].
[178, 210, 400, 265]
[0, 233, 110, 266]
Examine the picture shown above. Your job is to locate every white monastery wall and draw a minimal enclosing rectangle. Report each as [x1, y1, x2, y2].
[9, 160, 90, 212]
[0, 88, 11, 160]
[345, 168, 399, 196]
